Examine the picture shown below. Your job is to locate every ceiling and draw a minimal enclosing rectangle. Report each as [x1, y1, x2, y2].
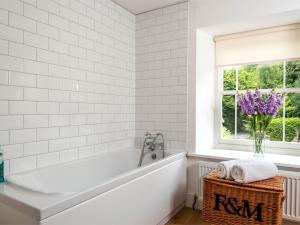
[112, 0, 187, 14]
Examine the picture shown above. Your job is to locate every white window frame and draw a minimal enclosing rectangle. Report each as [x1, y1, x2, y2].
[214, 59, 300, 154]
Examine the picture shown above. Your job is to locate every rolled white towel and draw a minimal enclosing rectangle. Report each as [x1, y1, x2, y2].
[231, 159, 278, 183]
[216, 160, 238, 180]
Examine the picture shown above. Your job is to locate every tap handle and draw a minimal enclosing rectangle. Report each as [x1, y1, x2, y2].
[156, 133, 164, 138]
[145, 132, 152, 137]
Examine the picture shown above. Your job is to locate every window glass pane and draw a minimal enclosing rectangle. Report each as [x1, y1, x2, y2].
[222, 95, 235, 139]
[286, 60, 300, 88]
[220, 60, 300, 145]
[285, 93, 300, 142]
[238, 62, 283, 90]
[223, 67, 236, 90]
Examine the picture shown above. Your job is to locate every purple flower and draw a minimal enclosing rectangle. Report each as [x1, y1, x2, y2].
[254, 90, 264, 114]
[238, 90, 282, 117]
[238, 90, 255, 116]
[264, 91, 283, 117]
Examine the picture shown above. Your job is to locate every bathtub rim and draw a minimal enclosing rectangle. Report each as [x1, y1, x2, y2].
[5, 148, 167, 195]
[6, 148, 143, 180]
[0, 149, 186, 221]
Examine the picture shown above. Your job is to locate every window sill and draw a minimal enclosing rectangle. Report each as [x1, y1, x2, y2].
[188, 149, 300, 169]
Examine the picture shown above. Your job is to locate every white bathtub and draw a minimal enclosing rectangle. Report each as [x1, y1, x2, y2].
[0, 148, 187, 225]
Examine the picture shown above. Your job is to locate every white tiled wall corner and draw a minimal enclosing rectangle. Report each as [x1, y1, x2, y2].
[0, 0, 135, 175]
[135, 3, 188, 151]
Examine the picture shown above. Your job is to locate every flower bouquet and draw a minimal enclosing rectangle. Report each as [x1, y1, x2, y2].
[238, 90, 283, 156]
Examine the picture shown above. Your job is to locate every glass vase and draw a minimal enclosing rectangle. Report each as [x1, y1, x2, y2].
[253, 131, 265, 157]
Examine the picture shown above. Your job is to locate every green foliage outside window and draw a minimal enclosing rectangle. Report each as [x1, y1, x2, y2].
[266, 118, 300, 142]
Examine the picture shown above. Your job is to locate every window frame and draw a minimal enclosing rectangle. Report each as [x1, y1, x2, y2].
[215, 59, 300, 154]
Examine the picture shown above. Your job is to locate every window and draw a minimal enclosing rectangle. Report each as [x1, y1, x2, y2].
[218, 59, 300, 151]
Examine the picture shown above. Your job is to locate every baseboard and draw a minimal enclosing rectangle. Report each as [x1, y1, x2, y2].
[158, 201, 185, 225]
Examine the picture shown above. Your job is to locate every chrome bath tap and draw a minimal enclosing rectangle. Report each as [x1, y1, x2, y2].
[138, 132, 165, 167]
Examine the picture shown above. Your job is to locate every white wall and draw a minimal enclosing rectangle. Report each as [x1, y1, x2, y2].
[135, 3, 188, 151]
[195, 30, 215, 151]
[0, 0, 135, 175]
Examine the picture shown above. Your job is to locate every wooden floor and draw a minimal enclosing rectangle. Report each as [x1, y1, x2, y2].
[166, 207, 209, 225]
[166, 207, 300, 225]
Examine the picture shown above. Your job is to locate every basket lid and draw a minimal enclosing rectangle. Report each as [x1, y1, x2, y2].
[205, 170, 285, 192]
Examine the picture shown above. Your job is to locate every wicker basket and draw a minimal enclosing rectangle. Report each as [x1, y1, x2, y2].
[202, 170, 285, 225]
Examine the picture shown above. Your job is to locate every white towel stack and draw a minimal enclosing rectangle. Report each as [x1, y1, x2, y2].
[216, 159, 278, 183]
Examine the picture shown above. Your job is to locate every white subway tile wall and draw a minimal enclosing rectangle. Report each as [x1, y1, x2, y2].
[0, 0, 135, 174]
[135, 3, 188, 151]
